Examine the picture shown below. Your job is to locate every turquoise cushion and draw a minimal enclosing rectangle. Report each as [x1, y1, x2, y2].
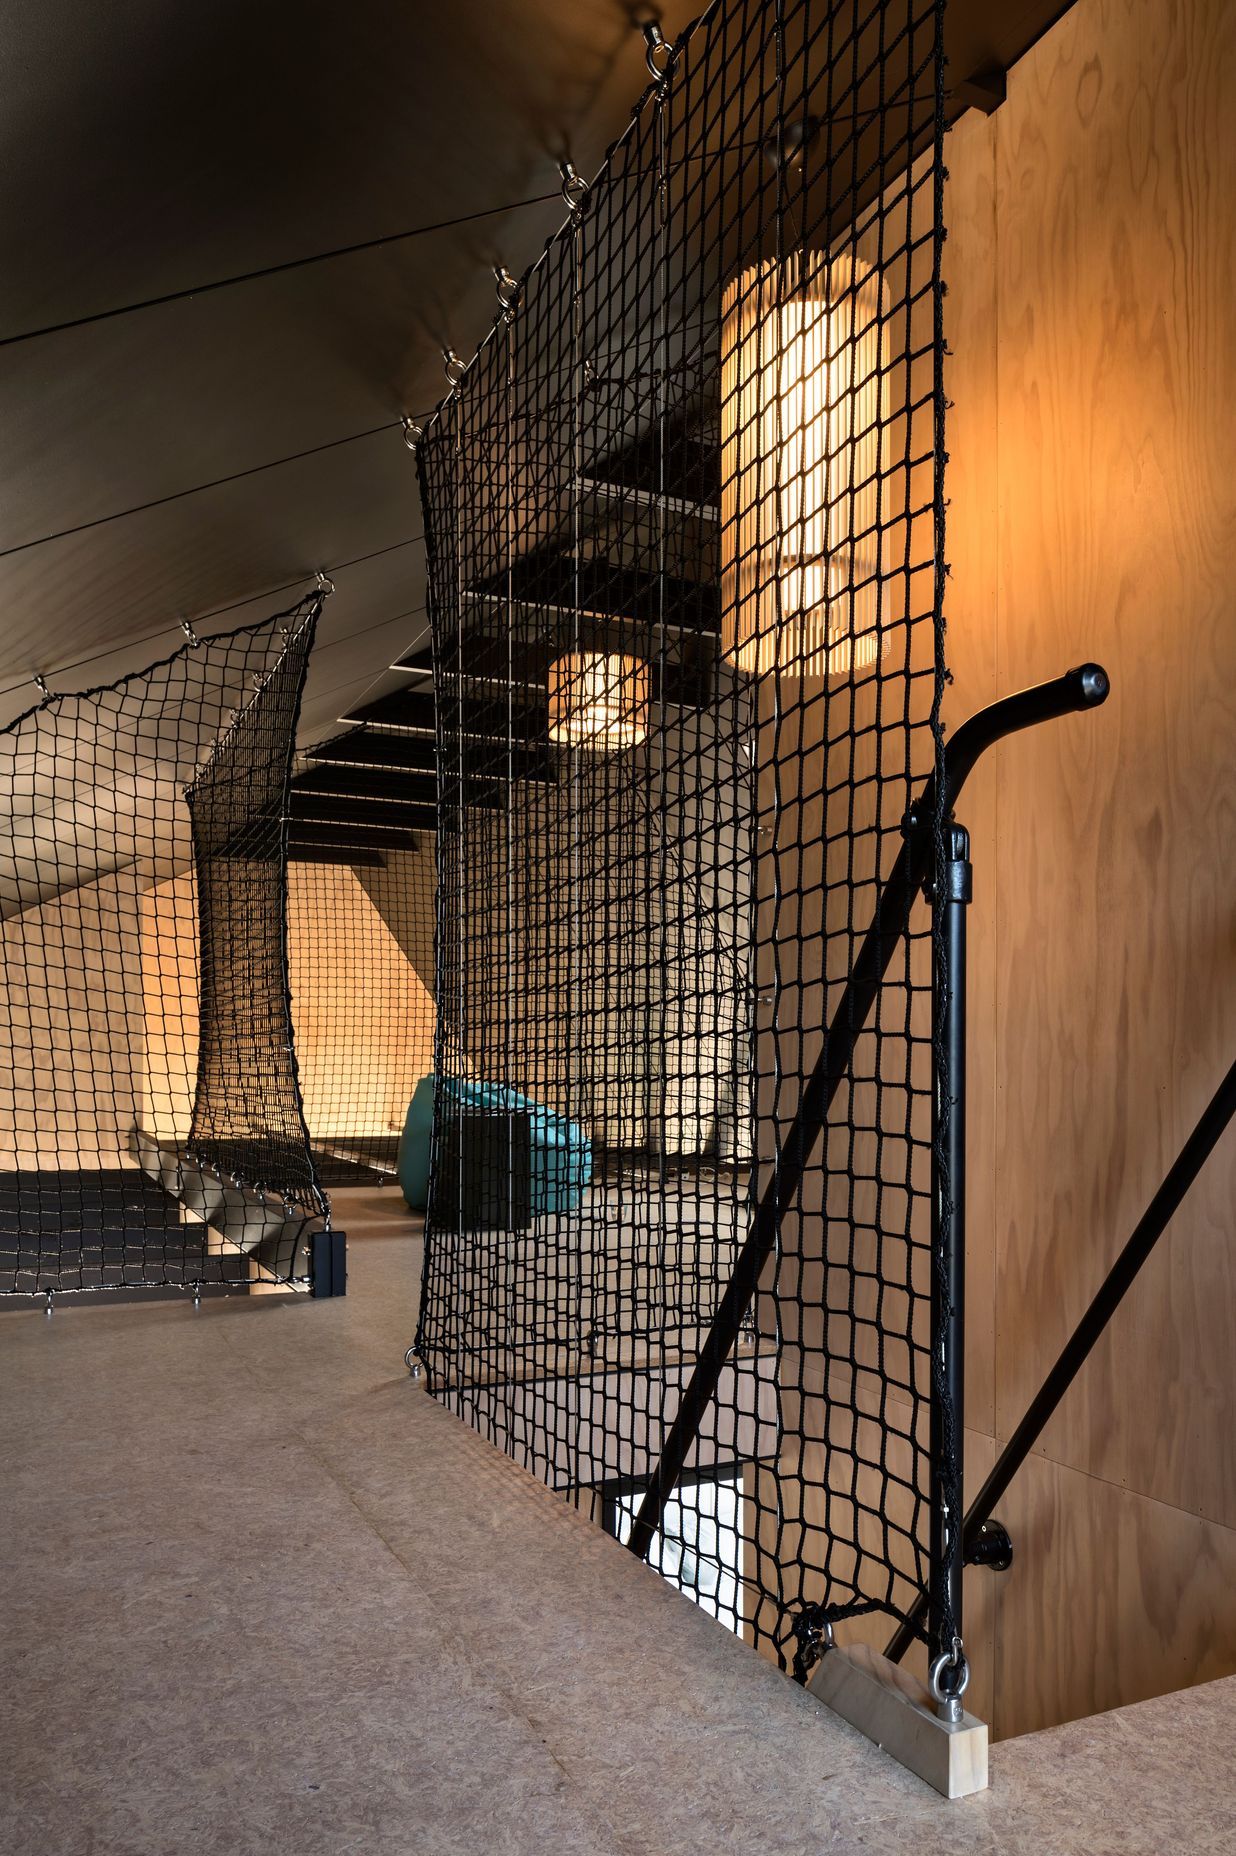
[397, 1074, 592, 1216]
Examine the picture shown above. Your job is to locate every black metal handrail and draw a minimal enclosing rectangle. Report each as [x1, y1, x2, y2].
[625, 663, 1111, 1581]
[885, 1053, 1236, 1664]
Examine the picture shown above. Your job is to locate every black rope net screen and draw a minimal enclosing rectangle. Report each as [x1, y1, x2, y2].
[416, 0, 948, 1670]
[0, 597, 329, 1295]
[286, 846, 436, 1186]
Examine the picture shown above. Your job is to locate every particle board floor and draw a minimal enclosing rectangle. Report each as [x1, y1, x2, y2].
[1, 1188, 1232, 1855]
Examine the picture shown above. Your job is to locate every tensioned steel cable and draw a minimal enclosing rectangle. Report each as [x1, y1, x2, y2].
[1, 141, 855, 352]
[0, 420, 407, 562]
[0, 538, 424, 701]
[0, 193, 565, 350]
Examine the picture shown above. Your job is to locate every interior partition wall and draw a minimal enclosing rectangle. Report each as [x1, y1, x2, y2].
[416, 0, 951, 1674]
[285, 847, 437, 1186]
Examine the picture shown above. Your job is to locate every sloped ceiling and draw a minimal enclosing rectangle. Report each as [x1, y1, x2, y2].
[0, 0, 1074, 745]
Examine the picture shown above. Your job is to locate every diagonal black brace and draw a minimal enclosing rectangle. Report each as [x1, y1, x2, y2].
[625, 663, 1110, 1568]
[885, 1050, 1236, 1664]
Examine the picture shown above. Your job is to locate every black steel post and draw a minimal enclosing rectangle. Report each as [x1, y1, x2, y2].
[928, 823, 971, 1700]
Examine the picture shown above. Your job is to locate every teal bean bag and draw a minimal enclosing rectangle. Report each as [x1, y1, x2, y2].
[397, 1074, 436, 1213]
[397, 1074, 591, 1217]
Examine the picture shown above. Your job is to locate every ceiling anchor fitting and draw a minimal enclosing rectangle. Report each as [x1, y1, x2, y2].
[442, 347, 468, 385]
[643, 21, 672, 79]
[559, 159, 588, 210]
[180, 620, 201, 647]
[315, 571, 336, 596]
[494, 265, 520, 310]
[762, 114, 821, 172]
[402, 416, 424, 450]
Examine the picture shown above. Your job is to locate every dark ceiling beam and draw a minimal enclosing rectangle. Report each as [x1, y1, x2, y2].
[341, 687, 437, 730]
[953, 64, 1008, 115]
[390, 650, 433, 677]
[308, 727, 550, 782]
[292, 765, 437, 804]
[585, 421, 719, 509]
[288, 844, 388, 868]
[308, 729, 443, 771]
[340, 684, 546, 739]
[466, 557, 720, 635]
[288, 819, 425, 851]
[287, 793, 442, 829]
[290, 763, 507, 812]
[396, 634, 719, 708]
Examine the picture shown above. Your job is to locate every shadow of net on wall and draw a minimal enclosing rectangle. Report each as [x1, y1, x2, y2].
[414, 0, 951, 1673]
[0, 597, 336, 1296]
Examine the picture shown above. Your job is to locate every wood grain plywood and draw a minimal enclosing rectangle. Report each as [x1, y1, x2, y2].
[991, 1451, 1236, 1741]
[991, 0, 1236, 1528]
[287, 860, 435, 1144]
[138, 870, 198, 1144]
[0, 869, 145, 1169]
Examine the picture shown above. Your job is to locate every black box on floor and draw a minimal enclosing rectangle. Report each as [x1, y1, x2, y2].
[430, 1110, 532, 1231]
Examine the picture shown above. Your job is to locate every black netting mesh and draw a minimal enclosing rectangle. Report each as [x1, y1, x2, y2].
[415, 0, 950, 1669]
[287, 848, 437, 1185]
[0, 596, 328, 1295]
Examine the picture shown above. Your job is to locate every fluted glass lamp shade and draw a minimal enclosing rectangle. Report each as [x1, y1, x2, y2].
[547, 651, 650, 750]
[721, 251, 887, 678]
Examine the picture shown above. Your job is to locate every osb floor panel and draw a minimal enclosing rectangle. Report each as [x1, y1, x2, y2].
[0, 1186, 1232, 1855]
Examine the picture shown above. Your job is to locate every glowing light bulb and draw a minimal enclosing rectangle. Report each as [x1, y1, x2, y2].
[547, 652, 650, 750]
[721, 250, 887, 679]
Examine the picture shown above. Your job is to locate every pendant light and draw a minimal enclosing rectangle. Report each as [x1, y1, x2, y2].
[721, 250, 886, 678]
[547, 651, 650, 750]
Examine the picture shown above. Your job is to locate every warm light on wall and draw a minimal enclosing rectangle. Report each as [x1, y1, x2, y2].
[547, 651, 650, 750]
[721, 250, 886, 678]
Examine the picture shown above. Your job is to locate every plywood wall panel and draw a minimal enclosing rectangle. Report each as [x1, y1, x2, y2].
[357, 845, 438, 996]
[992, 1452, 1236, 1741]
[0, 870, 145, 1169]
[140, 860, 438, 1158]
[138, 870, 198, 1144]
[991, 0, 1236, 1531]
[287, 861, 435, 1144]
